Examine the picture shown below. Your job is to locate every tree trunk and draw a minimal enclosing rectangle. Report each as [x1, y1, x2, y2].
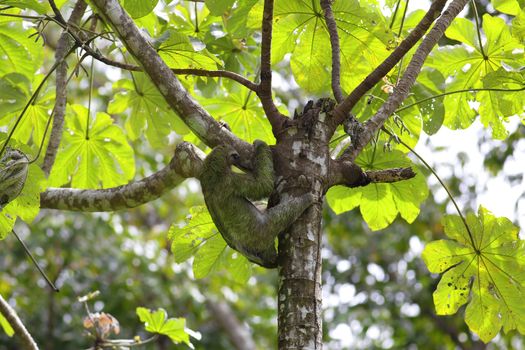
[274, 100, 333, 349]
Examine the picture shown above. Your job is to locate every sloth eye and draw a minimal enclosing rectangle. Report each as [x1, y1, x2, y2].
[230, 152, 240, 162]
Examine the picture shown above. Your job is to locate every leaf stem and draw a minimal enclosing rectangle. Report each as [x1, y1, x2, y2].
[471, 0, 487, 59]
[86, 57, 95, 140]
[382, 128, 477, 248]
[12, 230, 59, 292]
[396, 86, 525, 113]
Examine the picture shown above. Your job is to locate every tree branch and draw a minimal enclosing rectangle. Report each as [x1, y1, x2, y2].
[88, 0, 248, 151]
[0, 294, 38, 350]
[69, 51, 259, 91]
[340, 0, 469, 161]
[42, 0, 87, 175]
[330, 0, 448, 128]
[40, 142, 204, 211]
[321, 0, 343, 103]
[257, 0, 287, 135]
[328, 158, 415, 188]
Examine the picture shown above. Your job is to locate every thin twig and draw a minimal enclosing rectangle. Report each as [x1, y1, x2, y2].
[331, 0, 448, 128]
[321, 0, 344, 103]
[0, 294, 39, 350]
[382, 128, 476, 247]
[339, 0, 470, 161]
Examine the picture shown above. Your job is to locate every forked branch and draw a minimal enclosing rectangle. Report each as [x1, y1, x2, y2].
[331, 0, 448, 128]
[88, 0, 248, 151]
[339, 0, 470, 161]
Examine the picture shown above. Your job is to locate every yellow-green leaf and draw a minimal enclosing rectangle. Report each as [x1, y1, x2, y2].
[422, 206, 525, 342]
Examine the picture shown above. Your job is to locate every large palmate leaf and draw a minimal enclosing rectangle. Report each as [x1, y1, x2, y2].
[427, 14, 525, 138]
[422, 206, 525, 342]
[0, 73, 54, 145]
[108, 73, 188, 147]
[201, 88, 274, 143]
[155, 30, 222, 70]
[0, 18, 43, 79]
[169, 206, 251, 283]
[136, 307, 193, 347]
[49, 105, 135, 189]
[272, 0, 391, 94]
[326, 146, 428, 231]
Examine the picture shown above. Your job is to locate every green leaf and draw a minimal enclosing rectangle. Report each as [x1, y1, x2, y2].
[169, 206, 252, 282]
[0, 162, 45, 239]
[169, 206, 217, 263]
[205, 0, 235, 16]
[136, 307, 192, 346]
[193, 233, 228, 279]
[491, 0, 522, 15]
[121, 0, 158, 19]
[0, 0, 48, 13]
[513, 8, 525, 42]
[428, 14, 525, 137]
[0, 313, 14, 337]
[0, 22, 43, 78]
[108, 74, 189, 147]
[201, 88, 275, 143]
[0, 74, 55, 145]
[156, 30, 222, 70]
[273, 0, 390, 94]
[49, 105, 135, 189]
[407, 69, 446, 135]
[478, 68, 525, 139]
[422, 206, 525, 342]
[326, 146, 428, 230]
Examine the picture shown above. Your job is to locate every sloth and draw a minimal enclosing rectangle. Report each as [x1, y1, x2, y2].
[199, 140, 313, 268]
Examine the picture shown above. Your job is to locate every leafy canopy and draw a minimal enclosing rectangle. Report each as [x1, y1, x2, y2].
[423, 206, 525, 342]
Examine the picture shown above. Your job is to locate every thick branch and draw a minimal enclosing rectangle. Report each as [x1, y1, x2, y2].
[340, 0, 469, 161]
[42, 0, 87, 175]
[331, 0, 448, 128]
[0, 294, 38, 350]
[257, 0, 287, 134]
[40, 142, 204, 211]
[321, 0, 343, 103]
[328, 159, 415, 188]
[89, 0, 248, 150]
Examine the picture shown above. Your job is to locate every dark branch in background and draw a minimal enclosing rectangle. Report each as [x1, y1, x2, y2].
[0, 294, 39, 350]
[41, 142, 204, 212]
[206, 300, 256, 350]
[330, 0, 448, 128]
[257, 0, 287, 135]
[321, 0, 344, 103]
[88, 0, 249, 152]
[340, 0, 470, 161]
[42, 0, 87, 175]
